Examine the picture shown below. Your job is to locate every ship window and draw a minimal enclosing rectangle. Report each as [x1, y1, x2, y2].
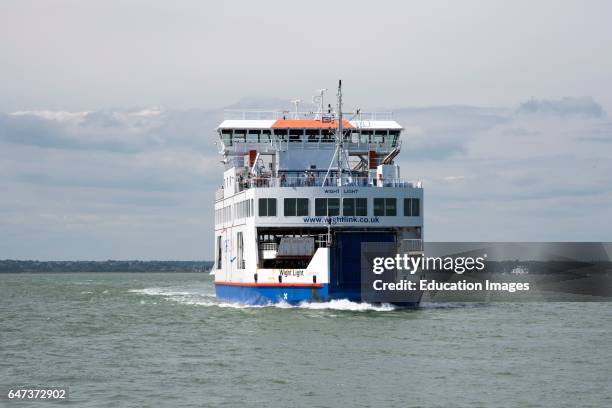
[321, 129, 334, 142]
[315, 198, 339, 216]
[373, 130, 387, 143]
[234, 129, 246, 142]
[261, 129, 272, 142]
[289, 129, 303, 142]
[343, 198, 368, 216]
[284, 198, 309, 216]
[297, 198, 309, 215]
[247, 129, 260, 142]
[374, 198, 383, 215]
[274, 129, 288, 140]
[306, 129, 320, 142]
[343, 198, 355, 215]
[315, 198, 326, 216]
[284, 198, 295, 216]
[234, 199, 253, 219]
[389, 130, 400, 147]
[361, 130, 373, 143]
[404, 198, 420, 217]
[216, 236, 222, 269]
[220, 129, 233, 146]
[356, 198, 367, 216]
[237, 231, 245, 269]
[386, 198, 396, 215]
[258, 198, 277, 217]
[374, 198, 397, 216]
[328, 198, 339, 216]
[358, 131, 368, 144]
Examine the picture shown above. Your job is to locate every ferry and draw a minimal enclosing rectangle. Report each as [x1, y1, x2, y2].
[213, 81, 424, 306]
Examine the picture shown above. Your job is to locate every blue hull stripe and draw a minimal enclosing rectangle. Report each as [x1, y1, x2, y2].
[214, 284, 420, 307]
[215, 283, 366, 305]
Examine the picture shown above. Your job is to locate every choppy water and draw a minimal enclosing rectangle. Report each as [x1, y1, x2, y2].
[1, 272, 611, 408]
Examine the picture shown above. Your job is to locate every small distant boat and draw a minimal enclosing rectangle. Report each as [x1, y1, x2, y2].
[510, 266, 529, 275]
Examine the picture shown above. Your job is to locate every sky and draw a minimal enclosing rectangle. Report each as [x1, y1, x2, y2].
[1, 0, 611, 260]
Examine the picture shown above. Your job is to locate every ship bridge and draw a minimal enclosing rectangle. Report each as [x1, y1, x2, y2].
[217, 111, 402, 155]
[216, 111, 407, 191]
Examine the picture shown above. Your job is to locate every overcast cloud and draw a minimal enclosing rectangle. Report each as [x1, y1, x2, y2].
[1, 0, 611, 259]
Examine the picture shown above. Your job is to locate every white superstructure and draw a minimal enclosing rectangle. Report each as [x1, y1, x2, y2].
[213, 82, 423, 305]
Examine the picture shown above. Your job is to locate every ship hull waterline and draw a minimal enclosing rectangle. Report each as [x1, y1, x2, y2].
[214, 281, 422, 308]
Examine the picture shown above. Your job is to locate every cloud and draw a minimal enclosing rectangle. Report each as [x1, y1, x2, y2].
[392, 106, 511, 160]
[1, 97, 611, 259]
[516, 97, 605, 118]
[0, 108, 222, 153]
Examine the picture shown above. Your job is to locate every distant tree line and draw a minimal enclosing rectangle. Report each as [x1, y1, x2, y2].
[0, 260, 214, 273]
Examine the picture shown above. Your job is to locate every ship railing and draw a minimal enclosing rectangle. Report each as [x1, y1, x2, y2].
[215, 187, 224, 201]
[259, 242, 278, 251]
[238, 176, 420, 189]
[221, 140, 397, 154]
[316, 234, 331, 248]
[223, 110, 394, 121]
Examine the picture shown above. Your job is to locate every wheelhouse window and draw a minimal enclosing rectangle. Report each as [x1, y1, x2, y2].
[234, 129, 246, 142]
[306, 129, 320, 142]
[404, 198, 420, 217]
[361, 130, 373, 143]
[258, 198, 277, 217]
[343, 198, 367, 216]
[373, 130, 387, 143]
[389, 130, 400, 147]
[220, 129, 233, 146]
[284, 198, 309, 216]
[261, 129, 272, 142]
[321, 129, 334, 143]
[374, 198, 397, 216]
[274, 129, 288, 140]
[247, 129, 260, 143]
[315, 198, 340, 216]
[289, 129, 303, 142]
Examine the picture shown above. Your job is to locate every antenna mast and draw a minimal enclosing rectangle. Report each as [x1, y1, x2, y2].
[322, 80, 352, 187]
[337, 80, 343, 186]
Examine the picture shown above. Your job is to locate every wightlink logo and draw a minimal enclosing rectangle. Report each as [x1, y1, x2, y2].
[303, 216, 380, 224]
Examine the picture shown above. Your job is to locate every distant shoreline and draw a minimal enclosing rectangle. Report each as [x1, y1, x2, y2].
[0, 260, 213, 273]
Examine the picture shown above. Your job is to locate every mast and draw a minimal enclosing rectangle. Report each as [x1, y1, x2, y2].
[337, 80, 343, 186]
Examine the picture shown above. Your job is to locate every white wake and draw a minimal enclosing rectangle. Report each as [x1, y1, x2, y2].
[130, 287, 396, 312]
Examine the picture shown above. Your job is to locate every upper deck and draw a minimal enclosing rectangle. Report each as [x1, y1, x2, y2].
[213, 104, 420, 202]
[217, 110, 403, 155]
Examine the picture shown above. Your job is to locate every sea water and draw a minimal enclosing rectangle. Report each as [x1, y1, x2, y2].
[1, 272, 610, 407]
